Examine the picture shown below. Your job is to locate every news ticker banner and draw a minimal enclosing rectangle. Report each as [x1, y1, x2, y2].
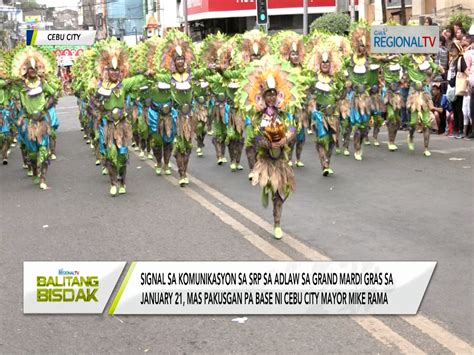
[24, 261, 436, 315]
[24, 262, 125, 313]
[371, 26, 439, 54]
[26, 30, 96, 46]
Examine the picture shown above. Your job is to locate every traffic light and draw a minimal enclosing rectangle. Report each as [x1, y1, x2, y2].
[256, 0, 268, 25]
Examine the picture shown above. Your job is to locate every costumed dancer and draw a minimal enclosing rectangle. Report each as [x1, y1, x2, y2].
[192, 42, 210, 158]
[42, 49, 61, 161]
[344, 22, 380, 161]
[128, 36, 153, 160]
[367, 74, 385, 147]
[401, 53, 440, 156]
[236, 55, 303, 239]
[381, 54, 403, 151]
[10, 45, 58, 189]
[223, 39, 246, 172]
[146, 36, 176, 176]
[304, 30, 326, 135]
[158, 30, 196, 187]
[306, 41, 344, 176]
[128, 40, 150, 159]
[0, 50, 12, 165]
[272, 31, 309, 168]
[72, 48, 103, 167]
[327, 35, 352, 155]
[71, 50, 90, 143]
[235, 30, 271, 179]
[94, 38, 145, 196]
[202, 32, 228, 165]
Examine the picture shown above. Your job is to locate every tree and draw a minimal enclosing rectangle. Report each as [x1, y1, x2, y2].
[310, 13, 350, 35]
[448, 13, 473, 31]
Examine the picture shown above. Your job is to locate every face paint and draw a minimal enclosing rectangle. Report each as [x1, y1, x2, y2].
[264, 89, 277, 107]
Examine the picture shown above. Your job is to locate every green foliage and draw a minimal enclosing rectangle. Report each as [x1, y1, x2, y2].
[310, 13, 350, 35]
[174, 136, 192, 154]
[448, 13, 472, 31]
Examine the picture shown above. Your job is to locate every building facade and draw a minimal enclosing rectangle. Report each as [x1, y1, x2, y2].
[364, 0, 472, 25]
[186, 0, 359, 39]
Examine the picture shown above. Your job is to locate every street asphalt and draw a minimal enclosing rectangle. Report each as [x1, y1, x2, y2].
[0, 96, 472, 353]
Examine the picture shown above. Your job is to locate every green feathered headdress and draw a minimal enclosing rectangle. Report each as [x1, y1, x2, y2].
[270, 31, 305, 62]
[234, 29, 270, 67]
[236, 55, 304, 116]
[71, 47, 98, 97]
[200, 32, 229, 69]
[349, 21, 371, 54]
[0, 49, 11, 79]
[95, 37, 130, 80]
[155, 29, 194, 73]
[10, 43, 56, 79]
[129, 41, 148, 76]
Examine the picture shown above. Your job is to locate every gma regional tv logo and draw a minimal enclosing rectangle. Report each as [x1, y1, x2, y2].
[36, 268, 99, 302]
[371, 25, 439, 54]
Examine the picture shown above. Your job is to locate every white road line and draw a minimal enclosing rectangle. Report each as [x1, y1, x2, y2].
[402, 315, 473, 354]
[430, 147, 474, 154]
[354, 317, 425, 354]
[179, 161, 472, 353]
[131, 151, 424, 354]
[190, 174, 330, 260]
[141, 158, 291, 261]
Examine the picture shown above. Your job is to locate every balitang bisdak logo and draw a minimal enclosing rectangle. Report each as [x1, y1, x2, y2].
[371, 25, 439, 54]
[36, 268, 99, 302]
[24, 262, 125, 313]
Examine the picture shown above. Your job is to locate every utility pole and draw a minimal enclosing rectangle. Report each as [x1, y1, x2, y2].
[102, 0, 107, 37]
[350, 0, 355, 23]
[400, 0, 407, 25]
[381, 0, 387, 23]
[183, 0, 189, 36]
[303, 0, 308, 35]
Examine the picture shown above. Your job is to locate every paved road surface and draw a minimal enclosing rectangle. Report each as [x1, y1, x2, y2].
[1, 96, 472, 353]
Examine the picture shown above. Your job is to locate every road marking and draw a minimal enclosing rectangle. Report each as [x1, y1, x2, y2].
[191, 174, 330, 261]
[430, 147, 474, 154]
[141, 158, 291, 261]
[401, 315, 473, 354]
[177, 161, 472, 353]
[132, 152, 424, 354]
[354, 317, 425, 354]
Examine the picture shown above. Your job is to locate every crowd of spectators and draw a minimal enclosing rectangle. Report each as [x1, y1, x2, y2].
[427, 20, 473, 139]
